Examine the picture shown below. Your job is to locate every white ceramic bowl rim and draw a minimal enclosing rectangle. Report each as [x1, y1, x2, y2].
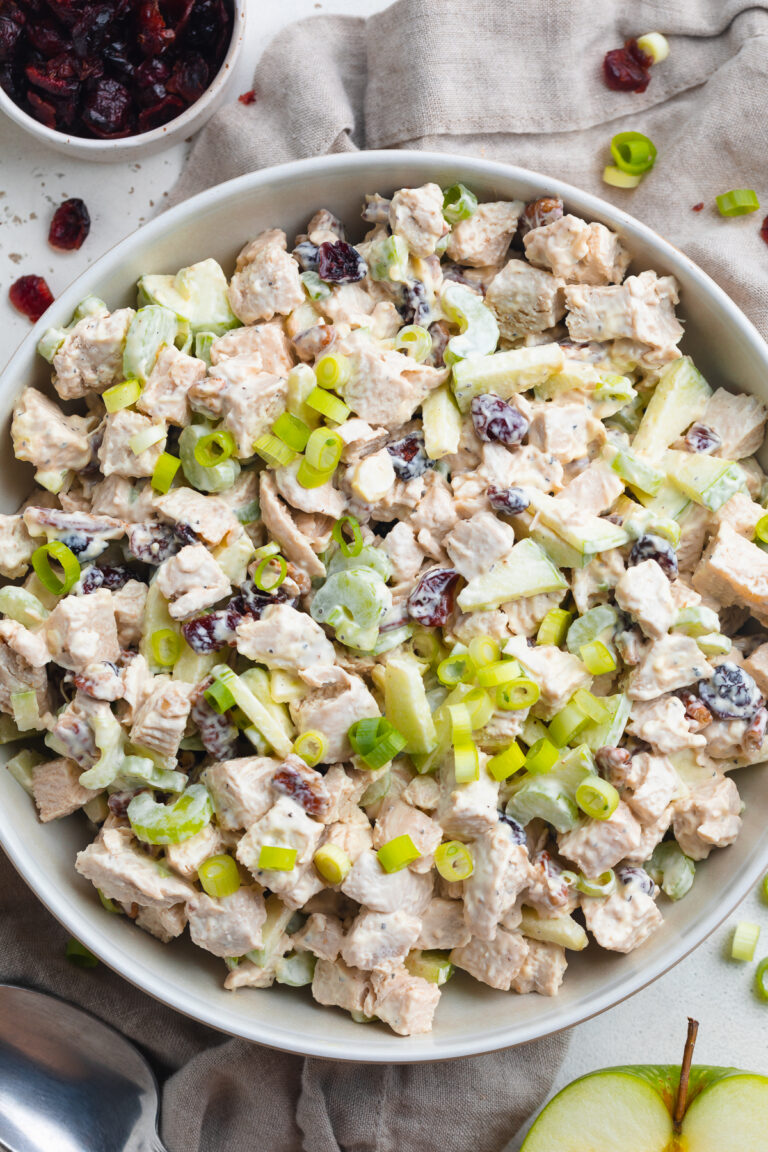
[0, 0, 243, 152]
[3, 150, 768, 1062]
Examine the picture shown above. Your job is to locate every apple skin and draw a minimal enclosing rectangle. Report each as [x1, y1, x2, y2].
[610, 1065, 748, 1111]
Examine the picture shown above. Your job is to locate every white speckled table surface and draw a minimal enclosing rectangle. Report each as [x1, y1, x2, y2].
[1, 2, 766, 1145]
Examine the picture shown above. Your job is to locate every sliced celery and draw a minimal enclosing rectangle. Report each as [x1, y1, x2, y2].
[441, 283, 499, 366]
[505, 776, 578, 834]
[566, 604, 619, 655]
[578, 693, 631, 751]
[123, 305, 179, 383]
[138, 259, 239, 335]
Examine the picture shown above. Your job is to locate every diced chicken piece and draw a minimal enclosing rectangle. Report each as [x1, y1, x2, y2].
[186, 886, 267, 958]
[98, 410, 166, 479]
[436, 760, 500, 840]
[136, 344, 206, 426]
[463, 824, 533, 941]
[628, 696, 705, 754]
[416, 898, 472, 950]
[624, 807, 673, 866]
[312, 957, 370, 1015]
[235, 603, 335, 674]
[52, 307, 134, 399]
[524, 215, 630, 285]
[119, 653, 154, 721]
[583, 886, 662, 953]
[510, 939, 567, 996]
[341, 849, 433, 915]
[628, 634, 713, 701]
[164, 822, 223, 879]
[30, 756, 99, 821]
[702, 388, 768, 460]
[130, 678, 192, 759]
[615, 560, 675, 641]
[372, 800, 442, 873]
[237, 794, 323, 876]
[341, 344, 447, 429]
[0, 618, 49, 671]
[321, 764, 367, 825]
[135, 903, 187, 943]
[228, 229, 304, 323]
[378, 521, 425, 584]
[401, 774, 440, 812]
[557, 460, 624, 516]
[445, 511, 515, 581]
[389, 183, 449, 257]
[76, 826, 196, 908]
[259, 472, 325, 580]
[672, 773, 742, 859]
[73, 660, 124, 702]
[408, 470, 458, 557]
[224, 948, 287, 989]
[210, 321, 295, 374]
[744, 643, 768, 696]
[203, 756, 282, 830]
[451, 928, 528, 991]
[558, 801, 643, 875]
[564, 272, 683, 362]
[452, 441, 563, 516]
[44, 588, 119, 672]
[292, 913, 346, 962]
[275, 458, 346, 518]
[12, 388, 93, 473]
[112, 581, 148, 649]
[502, 591, 565, 639]
[521, 850, 577, 916]
[341, 909, 422, 971]
[614, 751, 679, 823]
[346, 448, 397, 506]
[324, 816, 374, 863]
[504, 636, 591, 719]
[693, 522, 768, 627]
[191, 360, 288, 458]
[713, 492, 765, 539]
[364, 966, 441, 1036]
[157, 489, 239, 546]
[88, 476, 160, 524]
[291, 667, 379, 762]
[446, 201, 523, 267]
[527, 402, 590, 465]
[44, 691, 102, 766]
[0, 514, 35, 578]
[156, 544, 230, 620]
[571, 548, 625, 615]
[486, 258, 565, 340]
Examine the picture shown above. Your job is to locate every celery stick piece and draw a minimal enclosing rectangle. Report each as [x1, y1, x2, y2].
[632, 356, 712, 458]
[138, 259, 238, 335]
[579, 693, 631, 750]
[457, 538, 568, 612]
[519, 908, 588, 951]
[451, 344, 565, 411]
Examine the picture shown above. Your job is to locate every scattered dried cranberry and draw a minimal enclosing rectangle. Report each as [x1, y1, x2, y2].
[9, 274, 54, 322]
[387, 431, 433, 480]
[471, 393, 529, 446]
[317, 240, 367, 284]
[487, 485, 530, 515]
[191, 683, 239, 759]
[498, 811, 526, 844]
[761, 216, 768, 247]
[72, 5, 112, 58]
[699, 662, 762, 722]
[628, 533, 678, 580]
[399, 279, 430, 326]
[407, 568, 461, 627]
[127, 523, 184, 566]
[238, 88, 255, 104]
[685, 422, 721, 454]
[603, 39, 652, 93]
[182, 605, 240, 653]
[166, 52, 208, 103]
[616, 866, 655, 896]
[79, 564, 138, 593]
[519, 196, 563, 237]
[48, 197, 91, 251]
[293, 240, 319, 272]
[137, 1, 174, 56]
[0, 15, 23, 62]
[82, 76, 133, 137]
[692, 202, 705, 213]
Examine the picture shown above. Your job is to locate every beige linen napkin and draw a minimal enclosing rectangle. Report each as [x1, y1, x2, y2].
[4, 1, 768, 1149]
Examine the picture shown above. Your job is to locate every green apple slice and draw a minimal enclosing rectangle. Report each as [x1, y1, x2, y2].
[681, 1073, 768, 1151]
[521, 1070, 673, 1152]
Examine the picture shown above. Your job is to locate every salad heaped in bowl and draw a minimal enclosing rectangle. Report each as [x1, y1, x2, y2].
[3, 181, 768, 1038]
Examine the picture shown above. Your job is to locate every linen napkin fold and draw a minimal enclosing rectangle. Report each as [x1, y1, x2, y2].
[5, 1, 768, 1150]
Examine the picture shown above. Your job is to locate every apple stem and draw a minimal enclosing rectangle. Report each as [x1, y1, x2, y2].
[673, 1017, 699, 1132]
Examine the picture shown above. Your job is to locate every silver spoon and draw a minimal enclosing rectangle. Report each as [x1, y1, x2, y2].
[0, 984, 166, 1152]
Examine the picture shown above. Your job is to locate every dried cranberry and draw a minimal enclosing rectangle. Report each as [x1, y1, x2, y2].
[108, 790, 138, 818]
[407, 568, 461, 627]
[427, 320, 450, 368]
[9, 274, 54, 322]
[692, 202, 705, 213]
[181, 605, 241, 653]
[487, 485, 530, 515]
[191, 684, 238, 759]
[471, 393, 529, 446]
[761, 216, 768, 247]
[26, 89, 58, 128]
[48, 196, 91, 251]
[387, 431, 433, 480]
[698, 662, 762, 721]
[127, 523, 182, 565]
[0, 15, 23, 62]
[519, 196, 563, 237]
[25, 53, 80, 98]
[616, 866, 655, 896]
[79, 564, 137, 593]
[101, 38, 134, 82]
[317, 240, 367, 284]
[399, 279, 430, 326]
[238, 88, 255, 105]
[82, 76, 132, 137]
[166, 52, 207, 102]
[293, 240, 319, 272]
[603, 39, 652, 93]
[628, 533, 678, 581]
[137, 1, 174, 56]
[238, 579, 296, 616]
[134, 55, 169, 105]
[684, 422, 721, 454]
[498, 811, 526, 844]
[138, 92, 184, 130]
[72, 5, 112, 58]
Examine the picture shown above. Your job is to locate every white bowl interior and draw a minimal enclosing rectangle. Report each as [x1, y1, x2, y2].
[2, 152, 767, 1061]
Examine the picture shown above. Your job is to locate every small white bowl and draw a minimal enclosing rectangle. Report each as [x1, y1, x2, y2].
[0, 0, 245, 162]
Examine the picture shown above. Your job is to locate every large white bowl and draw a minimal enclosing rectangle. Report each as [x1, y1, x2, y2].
[2, 152, 768, 1062]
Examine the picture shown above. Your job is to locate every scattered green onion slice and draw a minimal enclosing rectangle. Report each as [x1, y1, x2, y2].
[128, 424, 165, 456]
[548, 701, 590, 749]
[443, 183, 478, 224]
[575, 775, 620, 820]
[253, 433, 297, 469]
[348, 717, 407, 769]
[755, 957, 768, 1002]
[377, 833, 421, 873]
[258, 845, 297, 872]
[572, 688, 611, 725]
[580, 639, 617, 676]
[204, 676, 236, 714]
[293, 730, 327, 767]
[151, 451, 181, 493]
[487, 741, 526, 782]
[253, 553, 287, 592]
[434, 840, 474, 882]
[448, 702, 473, 743]
[409, 628, 442, 665]
[151, 628, 180, 667]
[102, 378, 141, 413]
[468, 635, 500, 668]
[314, 353, 351, 390]
[537, 608, 574, 647]
[603, 166, 643, 190]
[253, 542, 281, 562]
[716, 189, 760, 217]
[754, 514, 768, 545]
[437, 654, 474, 686]
[732, 921, 761, 962]
[306, 386, 350, 423]
[463, 686, 494, 730]
[636, 32, 669, 63]
[296, 458, 336, 489]
[66, 938, 99, 968]
[272, 411, 311, 452]
[454, 740, 480, 783]
[332, 514, 363, 558]
[198, 854, 241, 899]
[610, 131, 657, 176]
[305, 427, 343, 472]
[31, 541, 80, 595]
[497, 677, 540, 711]
[476, 659, 520, 688]
[394, 325, 433, 363]
[194, 429, 236, 468]
[314, 842, 352, 884]
[525, 737, 560, 774]
[576, 870, 617, 899]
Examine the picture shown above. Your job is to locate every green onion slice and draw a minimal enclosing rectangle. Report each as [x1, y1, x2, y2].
[377, 833, 421, 873]
[332, 514, 363, 558]
[273, 411, 311, 453]
[548, 700, 590, 749]
[437, 654, 474, 686]
[66, 938, 99, 968]
[314, 843, 352, 884]
[448, 702, 473, 744]
[151, 451, 181, 494]
[31, 541, 80, 595]
[194, 429, 236, 468]
[524, 736, 560, 774]
[476, 659, 520, 688]
[253, 433, 297, 469]
[434, 840, 474, 882]
[576, 869, 617, 899]
[296, 458, 336, 489]
[306, 386, 350, 424]
[443, 183, 478, 224]
[293, 730, 327, 767]
[204, 676, 237, 714]
[253, 553, 287, 592]
[103, 378, 141, 414]
[151, 628, 180, 667]
[575, 775, 620, 821]
[610, 131, 657, 176]
[536, 608, 574, 648]
[732, 920, 761, 962]
[305, 427, 343, 472]
[394, 325, 432, 363]
[497, 677, 540, 711]
[716, 189, 760, 217]
[579, 639, 617, 676]
[348, 716, 406, 769]
[468, 635, 500, 668]
[314, 354, 351, 390]
[754, 514, 768, 545]
[487, 741, 526, 781]
[755, 957, 768, 1001]
[258, 845, 298, 871]
[603, 166, 643, 190]
[454, 740, 480, 783]
[198, 854, 241, 899]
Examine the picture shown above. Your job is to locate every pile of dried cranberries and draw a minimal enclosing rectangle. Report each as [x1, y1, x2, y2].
[0, 0, 233, 139]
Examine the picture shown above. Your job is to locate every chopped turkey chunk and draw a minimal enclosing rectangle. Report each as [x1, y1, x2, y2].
[340, 344, 447, 429]
[462, 824, 533, 941]
[44, 589, 119, 672]
[628, 696, 706, 754]
[259, 471, 325, 580]
[523, 215, 630, 285]
[341, 909, 422, 971]
[0, 514, 35, 578]
[136, 344, 206, 427]
[186, 886, 266, 958]
[210, 320, 295, 374]
[202, 756, 282, 830]
[12, 388, 93, 474]
[237, 795, 323, 878]
[31, 756, 99, 821]
[486, 259, 565, 340]
[672, 773, 742, 859]
[164, 822, 223, 879]
[157, 489, 239, 546]
[52, 307, 134, 399]
[451, 928, 528, 990]
[112, 581, 148, 648]
[510, 939, 567, 995]
[628, 634, 713, 701]
[191, 360, 288, 459]
[236, 603, 335, 673]
[312, 957, 370, 1015]
[504, 637, 591, 719]
[557, 801, 643, 875]
[445, 511, 515, 581]
[583, 886, 662, 953]
[157, 544, 230, 619]
[378, 521, 426, 583]
[557, 459, 624, 516]
[291, 667, 379, 762]
[701, 388, 768, 460]
[692, 522, 768, 627]
[446, 201, 523, 266]
[98, 410, 166, 479]
[129, 678, 192, 759]
[437, 760, 500, 840]
[527, 402, 590, 464]
[364, 966, 441, 1035]
[228, 229, 304, 323]
[417, 898, 472, 950]
[615, 751, 679, 823]
[744, 643, 768, 695]
[76, 827, 196, 908]
[565, 271, 683, 363]
[341, 849, 433, 915]
[615, 559, 675, 640]
[293, 913, 347, 961]
[389, 184, 450, 257]
[135, 903, 187, 943]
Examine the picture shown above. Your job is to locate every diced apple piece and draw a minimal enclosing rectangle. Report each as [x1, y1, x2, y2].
[422, 384, 462, 459]
[632, 356, 712, 459]
[665, 450, 747, 513]
[457, 538, 568, 612]
[520, 908, 588, 951]
[451, 343, 565, 411]
[383, 657, 437, 755]
[525, 489, 629, 554]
